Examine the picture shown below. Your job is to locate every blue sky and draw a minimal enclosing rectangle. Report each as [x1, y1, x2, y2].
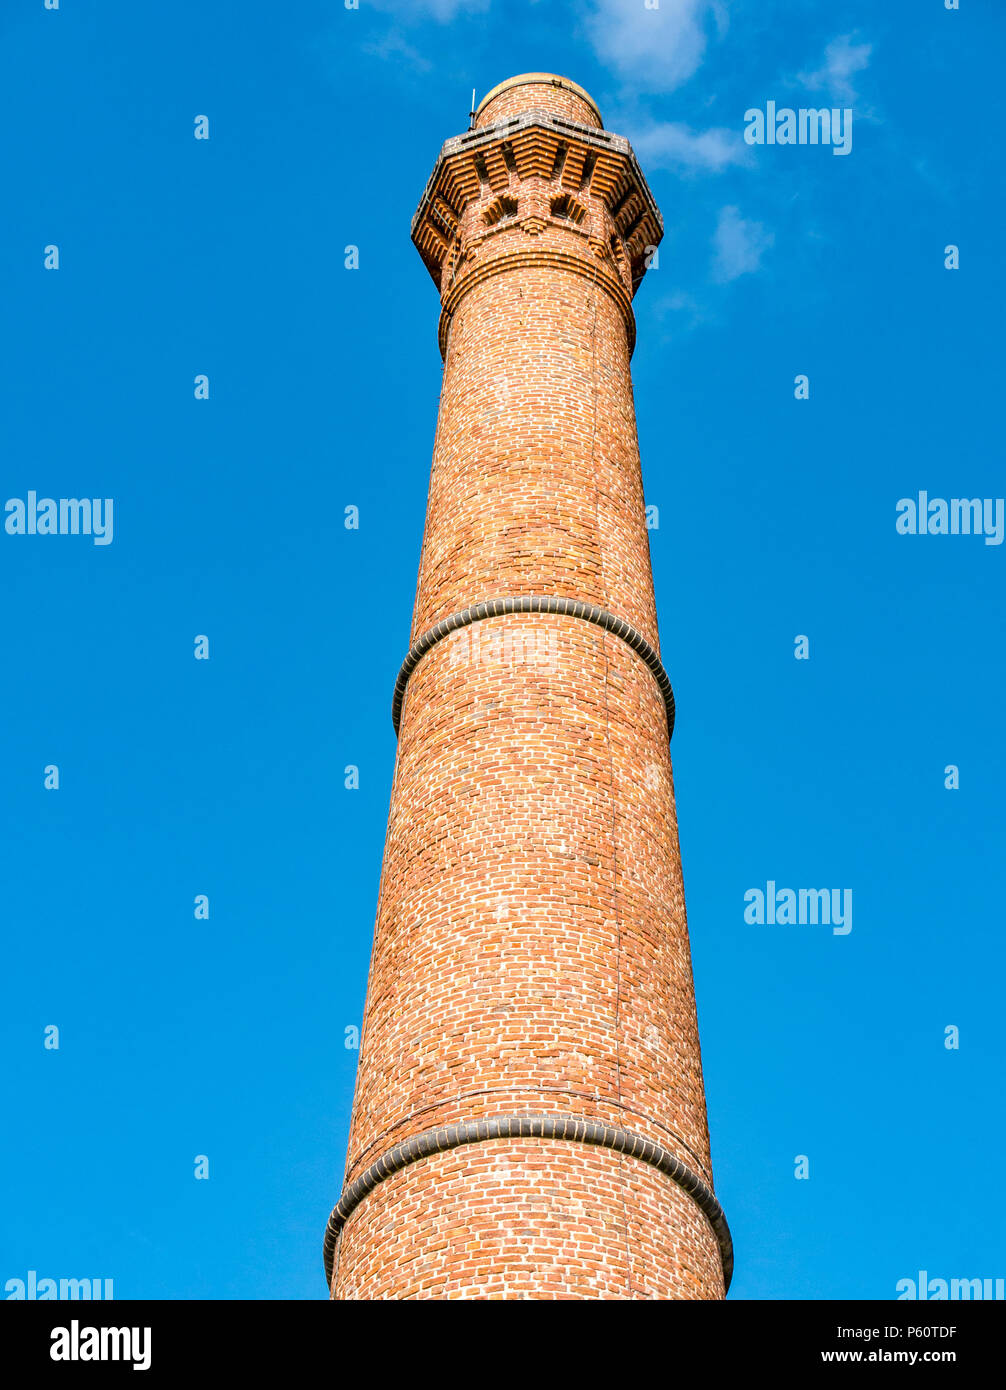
[1, 0, 1002, 1300]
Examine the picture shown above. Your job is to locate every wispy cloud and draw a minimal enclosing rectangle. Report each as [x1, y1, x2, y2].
[651, 288, 712, 333]
[711, 205, 773, 283]
[353, 0, 489, 75]
[585, 0, 729, 93]
[366, 0, 489, 22]
[630, 119, 750, 174]
[796, 34, 872, 104]
[362, 29, 432, 71]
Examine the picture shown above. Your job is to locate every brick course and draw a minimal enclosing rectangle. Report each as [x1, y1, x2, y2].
[327, 74, 729, 1300]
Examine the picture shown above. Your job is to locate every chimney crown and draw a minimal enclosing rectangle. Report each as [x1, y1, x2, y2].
[412, 73, 663, 309]
[475, 73, 603, 130]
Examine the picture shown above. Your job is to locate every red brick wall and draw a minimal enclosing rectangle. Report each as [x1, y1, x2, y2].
[330, 76, 727, 1300]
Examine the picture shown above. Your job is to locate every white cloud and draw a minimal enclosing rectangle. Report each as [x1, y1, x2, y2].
[711, 205, 773, 283]
[630, 119, 750, 173]
[797, 34, 872, 104]
[586, 0, 728, 93]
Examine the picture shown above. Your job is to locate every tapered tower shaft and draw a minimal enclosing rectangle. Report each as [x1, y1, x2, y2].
[325, 74, 731, 1300]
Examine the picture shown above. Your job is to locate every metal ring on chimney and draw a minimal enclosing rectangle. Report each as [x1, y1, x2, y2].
[391, 595, 675, 741]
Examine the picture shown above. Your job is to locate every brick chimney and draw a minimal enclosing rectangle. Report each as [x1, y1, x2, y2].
[324, 73, 732, 1300]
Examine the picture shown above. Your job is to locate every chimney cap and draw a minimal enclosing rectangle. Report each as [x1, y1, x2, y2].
[474, 73, 603, 128]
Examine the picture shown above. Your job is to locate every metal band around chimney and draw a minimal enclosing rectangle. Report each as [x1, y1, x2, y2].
[323, 1113, 732, 1293]
[391, 596, 675, 739]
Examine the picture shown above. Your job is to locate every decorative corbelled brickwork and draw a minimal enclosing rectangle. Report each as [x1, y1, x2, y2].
[327, 74, 730, 1300]
[412, 91, 662, 303]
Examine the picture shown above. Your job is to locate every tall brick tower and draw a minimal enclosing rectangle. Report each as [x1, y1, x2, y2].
[325, 73, 731, 1300]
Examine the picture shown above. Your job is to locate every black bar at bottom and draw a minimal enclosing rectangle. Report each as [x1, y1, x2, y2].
[2, 1298, 1000, 1378]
